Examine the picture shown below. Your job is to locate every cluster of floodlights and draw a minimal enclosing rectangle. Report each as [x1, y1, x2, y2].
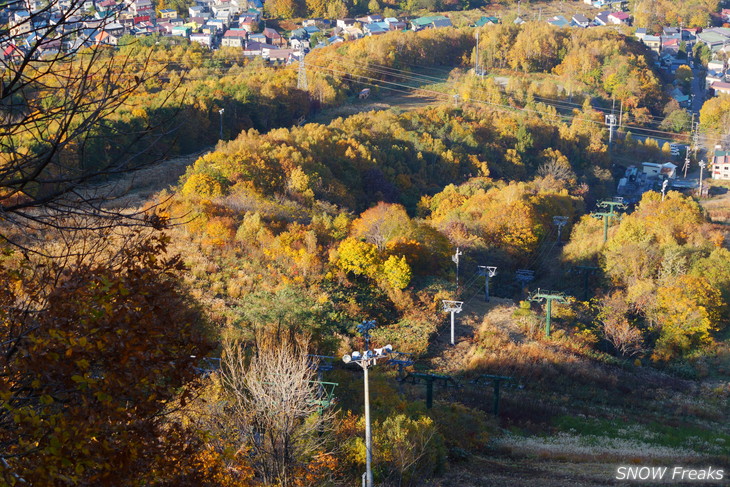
[342, 345, 393, 364]
[342, 321, 399, 487]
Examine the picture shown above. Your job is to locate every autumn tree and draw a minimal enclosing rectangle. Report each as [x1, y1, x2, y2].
[0, 231, 218, 484]
[220, 332, 336, 487]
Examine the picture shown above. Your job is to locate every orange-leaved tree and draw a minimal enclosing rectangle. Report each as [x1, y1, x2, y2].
[0, 231, 234, 485]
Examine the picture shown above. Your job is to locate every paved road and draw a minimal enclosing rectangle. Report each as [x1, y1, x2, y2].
[690, 63, 705, 114]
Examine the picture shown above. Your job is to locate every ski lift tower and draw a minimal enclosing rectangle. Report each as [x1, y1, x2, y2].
[442, 300, 464, 345]
[477, 265, 497, 302]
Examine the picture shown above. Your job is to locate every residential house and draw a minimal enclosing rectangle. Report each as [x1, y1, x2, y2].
[662, 37, 680, 56]
[410, 15, 451, 30]
[238, 15, 257, 31]
[303, 25, 319, 36]
[607, 12, 630, 25]
[2, 44, 25, 63]
[546, 15, 569, 28]
[10, 10, 31, 36]
[662, 26, 679, 36]
[221, 28, 247, 47]
[96, 0, 118, 15]
[336, 18, 355, 28]
[289, 37, 309, 50]
[102, 22, 125, 36]
[129, 0, 154, 17]
[635, 27, 647, 40]
[636, 35, 659, 55]
[712, 148, 730, 180]
[190, 32, 213, 47]
[94, 30, 119, 45]
[366, 14, 382, 22]
[475, 16, 499, 27]
[248, 32, 266, 43]
[189, 5, 206, 17]
[571, 14, 590, 28]
[201, 23, 220, 34]
[290, 27, 307, 39]
[593, 11, 610, 26]
[158, 21, 173, 33]
[262, 47, 295, 64]
[171, 25, 190, 37]
[169, 17, 185, 26]
[243, 40, 267, 56]
[327, 34, 344, 44]
[213, 5, 233, 18]
[208, 18, 227, 30]
[670, 87, 690, 107]
[706, 60, 725, 89]
[722, 8, 730, 22]
[342, 26, 363, 39]
[303, 18, 321, 27]
[385, 17, 406, 30]
[364, 22, 388, 35]
[262, 27, 286, 46]
[133, 15, 150, 25]
[710, 80, 730, 96]
[189, 16, 207, 27]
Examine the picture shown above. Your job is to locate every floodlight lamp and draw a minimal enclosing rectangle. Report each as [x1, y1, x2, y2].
[352, 351, 362, 360]
[383, 344, 393, 353]
[343, 354, 352, 364]
[374, 348, 383, 356]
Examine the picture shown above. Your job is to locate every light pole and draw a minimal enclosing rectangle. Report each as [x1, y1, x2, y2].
[343, 322, 394, 487]
[661, 179, 669, 201]
[218, 108, 224, 140]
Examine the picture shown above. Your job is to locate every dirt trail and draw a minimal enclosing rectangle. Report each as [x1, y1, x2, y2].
[77, 149, 210, 210]
[427, 296, 518, 375]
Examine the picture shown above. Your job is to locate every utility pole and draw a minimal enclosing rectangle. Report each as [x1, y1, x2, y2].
[698, 160, 706, 198]
[605, 113, 618, 149]
[571, 265, 598, 301]
[452, 248, 462, 288]
[553, 216, 569, 243]
[528, 289, 569, 337]
[478, 265, 497, 302]
[297, 48, 307, 90]
[475, 30, 479, 76]
[442, 300, 464, 345]
[515, 269, 535, 294]
[590, 199, 627, 243]
[218, 108, 224, 140]
[683, 145, 691, 178]
[618, 99, 624, 129]
[661, 179, 669, 201]
[693, 118, 700, 159]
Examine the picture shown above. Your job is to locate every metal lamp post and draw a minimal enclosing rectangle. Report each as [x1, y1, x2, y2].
[343, 320, 395, 487]
[218, 108, 224, 140]
[343, 345, 393, 487]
